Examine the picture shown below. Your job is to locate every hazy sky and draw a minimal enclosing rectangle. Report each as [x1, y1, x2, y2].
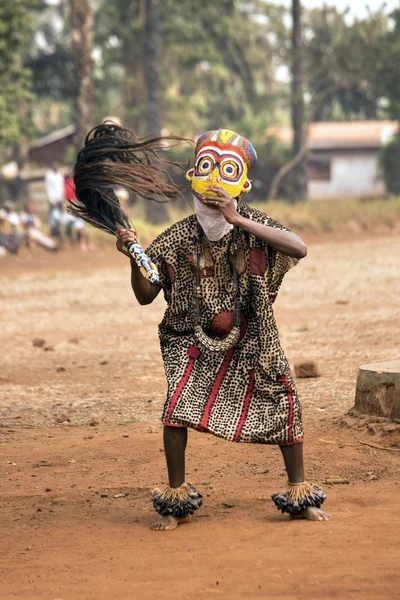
[270, 0, 399, 19]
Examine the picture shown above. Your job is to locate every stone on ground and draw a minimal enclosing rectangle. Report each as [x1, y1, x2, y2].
[294, 361, 321, 378]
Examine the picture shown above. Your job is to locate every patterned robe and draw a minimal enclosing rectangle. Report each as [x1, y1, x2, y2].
[145, 204, 303, 445]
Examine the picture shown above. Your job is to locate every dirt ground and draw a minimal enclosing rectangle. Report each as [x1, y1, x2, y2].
[1, 234, 400, 600]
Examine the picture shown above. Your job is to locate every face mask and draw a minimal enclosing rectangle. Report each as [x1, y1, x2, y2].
[193, 195, 237, 241]
[186, 129, 257, 202]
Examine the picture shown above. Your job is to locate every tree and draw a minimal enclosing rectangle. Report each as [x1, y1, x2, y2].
[0, 0, 39, 152]
[0, 0, 43, 203]
[19, 1, 400, 204]
[143, 0, 169, 223]
[304, 6, 390, 121]
[93, 0, 146, 131]
[376, 9, 400, 195]
[27, 2, 74, 104]
[373, 8, 400, 122]
[92, 0, 287, 142]
[289, 0, 307, 202]
[159, 0, 287, 139]
[70, 0, 94, 151]
[144, 0, 162, 137]
[267, 4, 396, 199]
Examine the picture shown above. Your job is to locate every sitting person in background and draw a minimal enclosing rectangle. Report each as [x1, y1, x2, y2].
[20, 200, 58, 252]
[0, 202, 22, 254]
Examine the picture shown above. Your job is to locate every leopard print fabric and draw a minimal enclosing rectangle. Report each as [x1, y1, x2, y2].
[145, 204, 304, 445]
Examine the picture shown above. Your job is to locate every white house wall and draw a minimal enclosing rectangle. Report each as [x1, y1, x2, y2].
[309, 151, 385, 200]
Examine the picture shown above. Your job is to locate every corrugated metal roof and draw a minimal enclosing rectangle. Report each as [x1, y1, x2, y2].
[267, 121, 398, 150]
[29, 125, 76, 150]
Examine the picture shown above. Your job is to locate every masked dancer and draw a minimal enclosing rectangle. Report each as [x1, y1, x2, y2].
[72, 125, 331, 531]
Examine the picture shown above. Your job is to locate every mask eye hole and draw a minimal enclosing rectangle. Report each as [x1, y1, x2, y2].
[220, 160, 240, 180]
[195, 156, 214, 175]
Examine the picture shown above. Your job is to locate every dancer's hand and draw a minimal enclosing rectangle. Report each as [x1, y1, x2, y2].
[116, 228, 138, 258]
[202, 186, 240, 225]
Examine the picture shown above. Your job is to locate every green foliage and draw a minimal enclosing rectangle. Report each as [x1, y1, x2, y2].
[23, 1, 75, 136]
[304, 5, 391, 121]
[0, 0, 40, 147]
[27, 43, 75, 102]
[92, 0, 288, 138]
[373, 9, 400, 196]
[373, 9, 400, 121]
[93, 0, 145, 127]
[257, 196, 400, 234]
[158, 0, 287, 137]
[2, 0, 400, 204]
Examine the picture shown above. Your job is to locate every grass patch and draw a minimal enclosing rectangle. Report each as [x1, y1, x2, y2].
[89, 196, 400, 246]
[255, 196, 400, 234]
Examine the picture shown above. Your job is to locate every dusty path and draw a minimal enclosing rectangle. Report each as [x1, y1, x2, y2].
[1, 236, 400, 599]
[1, 424, 399, 600]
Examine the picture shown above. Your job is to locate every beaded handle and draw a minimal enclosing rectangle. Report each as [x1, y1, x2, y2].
[124, 241, 160, 285]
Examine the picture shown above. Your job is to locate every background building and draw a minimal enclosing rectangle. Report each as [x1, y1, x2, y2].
[269, 121, 399, 200]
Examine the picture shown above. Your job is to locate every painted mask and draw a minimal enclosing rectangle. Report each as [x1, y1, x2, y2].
[186, 129, 257, 199]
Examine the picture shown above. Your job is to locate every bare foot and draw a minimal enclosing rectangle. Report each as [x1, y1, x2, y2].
[290, 507, 332, 521]
[151, 514, 192, 531]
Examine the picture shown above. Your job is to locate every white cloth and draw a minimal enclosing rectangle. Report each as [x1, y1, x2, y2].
[45, 169, 64, 205]
[28, 228, 57, 250]
[6, 211, 21, 227]
[193, 196, 237, 241]
[61, 212, 76, 226]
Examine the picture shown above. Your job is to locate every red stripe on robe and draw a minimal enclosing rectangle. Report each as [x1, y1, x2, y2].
[279, 374, 294, 444]
[199, 348, 235, 430]
[233, 370, 255, 442]
[164, 345, 200, 424]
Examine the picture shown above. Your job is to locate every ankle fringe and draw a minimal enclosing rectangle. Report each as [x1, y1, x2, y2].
[153, 483, 193, 502]
[287, 481, 318, 501]
[152, 483, 203, 518]
[271, 481, 326, 515]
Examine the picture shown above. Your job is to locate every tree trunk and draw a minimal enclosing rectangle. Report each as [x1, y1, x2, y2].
[144, 0, 162, 137]
[124, 0, 146, 135]
[354, 360, 400, 421]
[268, 84, 347, 200]
[70, 0, 94, 152]
[143, 0, 168, 224]
[289, 0, 307, 203]
[14, 136, 29, 204]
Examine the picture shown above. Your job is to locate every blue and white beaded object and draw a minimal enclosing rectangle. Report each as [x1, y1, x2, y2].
[125, 241, 160, 285]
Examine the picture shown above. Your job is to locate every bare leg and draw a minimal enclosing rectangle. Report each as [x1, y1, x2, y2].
[279, 443, 332, 521]
[280, 442, 305, 483]
[164, 425, 187, 488]
[151, 426, 192, 531]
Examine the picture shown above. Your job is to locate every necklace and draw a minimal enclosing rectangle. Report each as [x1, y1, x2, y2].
[193, 229, 241, 353]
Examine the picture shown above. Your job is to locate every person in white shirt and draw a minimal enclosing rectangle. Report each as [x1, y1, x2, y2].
[44, 161, 64, 236]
